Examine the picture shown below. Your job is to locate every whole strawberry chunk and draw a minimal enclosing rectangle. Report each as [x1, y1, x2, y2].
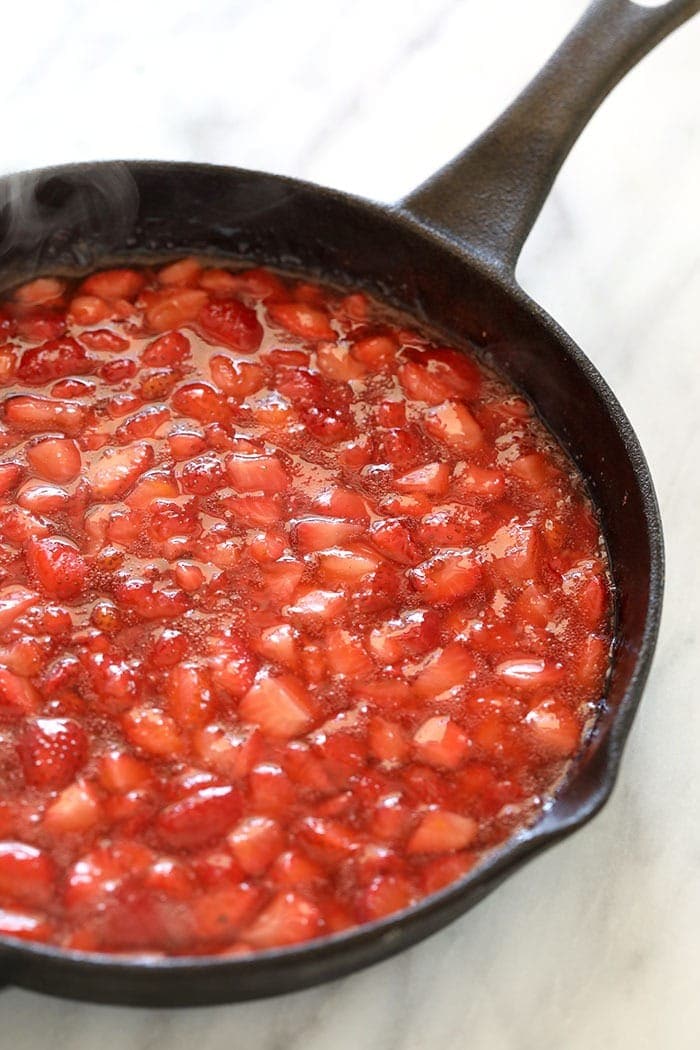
[198, 298, 263, 353]
[17, 718, 88, 788]
[26, 537, 89, 598]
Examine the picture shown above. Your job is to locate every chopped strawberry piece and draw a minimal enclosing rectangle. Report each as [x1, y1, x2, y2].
[352, 334, 397, 369]
[3, 394, 85, 435]
[240, 674, 317, 739]
[413, 716, 469, 770]
[226, 452, 289, 494]
[369, 608, 440, 664]
[14, 277, 65, 307]
[413, 643, 476, 698]
[268, 302, 335, 341]
[88, 440, 155, 499]
[210, 354, 265, 397]
[409, 551, 482, 603]
[199, 298, 263, 353]
[141, 330, 191, 367]
[158, 257, 202, 287]
[424, 400, 482, 451]
[26, 538, 88, 599]
[359, 874, 415, 920]
[407, 809, 477, 854]
[156, 786, 242, 850]
[0, 907, 54, 942]
[227, 816, 284, 876]
[145, 289, 209, 332]
[368, 717, 410, 764]
[43, 779, 102, 835]
[81, 269, 144, 301]
[243, 891, 323, 949]
[171, 381, 230, 424]
[191, 884, 264, 944]
[0, 842, 55, 907]
[395, 461, 450, 496]
[0, 586, 38, 632]
[26, 436, 81, 483]
[17, 337, 92, 384]
[495, 657, 564, 690]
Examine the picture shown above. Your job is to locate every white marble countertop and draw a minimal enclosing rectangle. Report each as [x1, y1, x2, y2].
[1, 1, 699, 1046]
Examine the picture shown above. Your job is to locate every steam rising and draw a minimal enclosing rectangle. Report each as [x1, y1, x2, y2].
[0, 162, 139, 273]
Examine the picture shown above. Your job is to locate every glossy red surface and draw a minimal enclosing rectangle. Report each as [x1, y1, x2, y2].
[0, 262, 611, 954]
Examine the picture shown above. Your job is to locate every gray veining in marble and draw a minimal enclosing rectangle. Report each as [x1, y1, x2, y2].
[1, 1, 699, 1046]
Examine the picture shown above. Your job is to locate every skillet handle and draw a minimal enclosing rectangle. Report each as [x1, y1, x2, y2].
[398, 0, 699, 274]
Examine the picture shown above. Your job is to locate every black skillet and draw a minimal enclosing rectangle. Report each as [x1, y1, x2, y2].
[0, 0, 696, 1006]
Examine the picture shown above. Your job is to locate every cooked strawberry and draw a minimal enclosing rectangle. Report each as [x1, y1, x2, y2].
[17, 337, 92, 385]
[3, 394, 85, 435]
[368, 608, 440, 664]
[412, 716, 469, 770]
[495, 656, 564, 690]
[412, 643, 476, 698]
[88, 441, 155, 500]
[199, 298, 263, 353]
[98, 750, 151, 793]
[407, 809, 477, 854]
[27, 436, 81, 483]
[81, 269, 144, 301]
[156, 786, 242, 850]
[145, 289, 208, 332]
[0, 907, 54, 942]
[209, 354, 265, 397]
[359, 874, 415, 921]
[17, 718, 88, 788]
[191, 884, 264, 944]
[171, 381, 229, 424]
[368, 518, 422, 566]
[226, 452, 289, 494]
[484, 519, 540, 584]
[316, 342, 366, 381]
[316, 544, 382, 585]
[409, 551, 482, 603]
[523, 700, 581, 757]
[227, 816, 284, 875]
[240, 674, 316, 739]
[351, 334, 397, 369]
[243, 891, 323, 949]
[43, 779, 102, 835]
[0, 842, 55, 907]
[0, 586, 38, 632]
[122, 706, 184, 756]
[395, 461, 450, 496]
[424, 400, 482, 451]
[268, 302, 335, 341]
[368, 717, 410, 764]
[158, 257, 202, 287]
[13, 277, 65, 307]
[26, 538, 88, 598]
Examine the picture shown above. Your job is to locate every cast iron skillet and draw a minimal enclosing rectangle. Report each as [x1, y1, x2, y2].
[0, 0, 696, 1006]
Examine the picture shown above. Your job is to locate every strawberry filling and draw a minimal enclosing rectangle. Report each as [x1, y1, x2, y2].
[0, 262, 611, 955]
